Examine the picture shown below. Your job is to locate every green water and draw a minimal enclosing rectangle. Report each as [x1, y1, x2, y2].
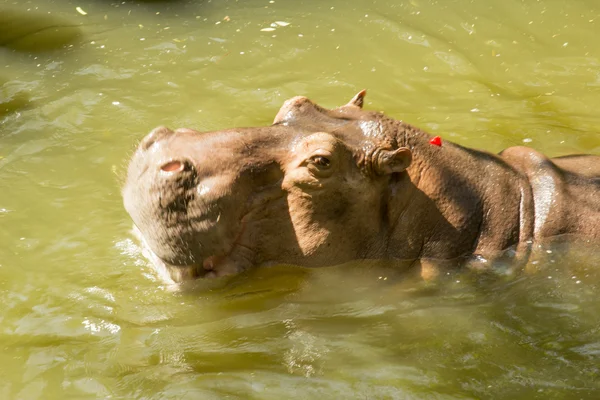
[1, 0, 600, 398]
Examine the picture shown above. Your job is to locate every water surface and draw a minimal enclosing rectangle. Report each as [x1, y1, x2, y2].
[1, 0, 600, 398]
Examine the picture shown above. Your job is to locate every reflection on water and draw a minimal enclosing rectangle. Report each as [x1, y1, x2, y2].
[1, 0, 600, 398]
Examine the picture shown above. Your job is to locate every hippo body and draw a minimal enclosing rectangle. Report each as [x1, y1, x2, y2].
[123, 91, 600, 282]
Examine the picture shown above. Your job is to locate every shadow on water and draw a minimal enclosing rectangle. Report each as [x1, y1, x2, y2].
[94, 0, 208, 16]
[0, 8, 83, 117]
[0, 9, 83, 52]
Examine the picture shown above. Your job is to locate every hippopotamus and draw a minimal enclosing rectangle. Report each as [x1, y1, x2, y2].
[123, 91, 600, 282]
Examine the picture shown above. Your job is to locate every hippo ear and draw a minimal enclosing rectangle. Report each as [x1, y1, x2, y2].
[376, 147, 412, 175]
[346, 89, 367, 108]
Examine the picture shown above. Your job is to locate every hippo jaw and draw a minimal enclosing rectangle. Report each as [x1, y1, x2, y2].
[123, 91, 415, 282]
[130, 225, 245, 282]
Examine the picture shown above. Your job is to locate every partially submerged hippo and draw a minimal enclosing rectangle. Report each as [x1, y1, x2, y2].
[123, 91, 600, 282]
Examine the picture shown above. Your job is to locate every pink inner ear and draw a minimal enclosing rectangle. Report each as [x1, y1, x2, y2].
[161, 160, 184, 172]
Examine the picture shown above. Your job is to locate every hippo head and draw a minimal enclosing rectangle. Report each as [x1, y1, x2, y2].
[123, 91, 415, 282]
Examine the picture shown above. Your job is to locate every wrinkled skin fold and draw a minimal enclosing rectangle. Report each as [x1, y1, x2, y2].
[122, 91, 600, 282]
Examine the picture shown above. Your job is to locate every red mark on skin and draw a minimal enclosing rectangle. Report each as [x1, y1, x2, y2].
[429, 136, 442, 147]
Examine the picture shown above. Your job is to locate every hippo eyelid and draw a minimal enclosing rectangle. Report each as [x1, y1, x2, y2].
[308, 148, 334, 160]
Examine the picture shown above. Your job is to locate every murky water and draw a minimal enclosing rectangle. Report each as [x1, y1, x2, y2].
[1, 0, 600, 398]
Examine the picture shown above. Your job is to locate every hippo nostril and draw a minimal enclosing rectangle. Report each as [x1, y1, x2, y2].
[159, 159, 194, 174]
[161, 160, 185, 173]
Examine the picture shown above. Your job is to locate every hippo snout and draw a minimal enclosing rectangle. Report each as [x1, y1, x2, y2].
[139, 126, 176, 150]
[123, 127, 254, 279]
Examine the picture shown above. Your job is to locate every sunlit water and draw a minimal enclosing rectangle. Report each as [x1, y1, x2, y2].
[1, 0, 600, 398]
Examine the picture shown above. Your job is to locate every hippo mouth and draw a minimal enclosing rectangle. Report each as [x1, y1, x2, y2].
[133, 214, 254, 282]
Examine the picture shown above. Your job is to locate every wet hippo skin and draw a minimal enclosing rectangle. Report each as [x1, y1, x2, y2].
[122, 91, 600, 282]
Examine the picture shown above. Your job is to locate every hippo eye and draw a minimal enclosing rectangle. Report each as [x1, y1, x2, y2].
[309, 155, 331, 168]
